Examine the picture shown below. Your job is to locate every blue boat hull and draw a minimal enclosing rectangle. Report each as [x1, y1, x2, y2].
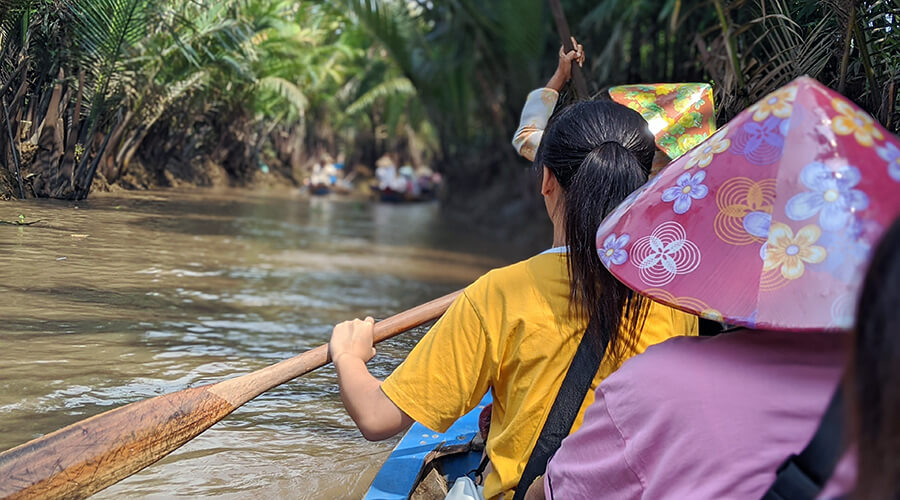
[364, 394, 491, 499]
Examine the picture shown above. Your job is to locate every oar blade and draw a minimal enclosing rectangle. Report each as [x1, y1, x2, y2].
[0, 290, 462, 498]
[0, 386, 235, 500]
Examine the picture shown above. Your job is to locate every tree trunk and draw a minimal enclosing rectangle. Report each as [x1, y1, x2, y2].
[76, 119, 116, 199]
[98, 109, 135, 181]
[58, 69, 85, 193]
[34, 69, 66, 198]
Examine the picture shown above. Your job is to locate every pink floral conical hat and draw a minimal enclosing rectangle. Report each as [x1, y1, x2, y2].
[608, 83, 716, 160]
[596, 76, 900, 331]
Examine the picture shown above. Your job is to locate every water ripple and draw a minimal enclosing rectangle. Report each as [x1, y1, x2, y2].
[0, 189, 519, 498]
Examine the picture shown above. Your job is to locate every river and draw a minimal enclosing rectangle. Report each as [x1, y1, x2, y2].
[0, 189, 536, 498]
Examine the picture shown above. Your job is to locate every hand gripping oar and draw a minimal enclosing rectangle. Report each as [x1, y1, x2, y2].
[548, 0, 589, 99]
[0, 290, 462, 500]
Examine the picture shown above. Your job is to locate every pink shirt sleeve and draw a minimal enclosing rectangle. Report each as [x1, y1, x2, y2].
[544, 386, 644, 499]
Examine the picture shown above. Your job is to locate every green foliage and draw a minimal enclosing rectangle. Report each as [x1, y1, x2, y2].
[0, 0, 436, 198]
[346, 77, 415, 116]
[1, 0, 898, 201]
[566, 0, 900, 127]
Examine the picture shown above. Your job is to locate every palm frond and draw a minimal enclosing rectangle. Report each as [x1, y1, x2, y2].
[69, 0, 153, 103]
[346, 76, 415, 115]
[256, 75, 308, 115]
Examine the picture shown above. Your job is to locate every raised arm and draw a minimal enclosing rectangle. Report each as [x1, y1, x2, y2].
[512, 39, 585, 161]
[546, 38, 585, 93]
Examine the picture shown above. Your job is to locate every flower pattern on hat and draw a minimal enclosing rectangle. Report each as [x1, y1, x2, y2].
[742, 210, 772, 260]
[662, 171, 708, 214]
[598, 233, 630, 267]
[830, 293, 856, 329]
[763, 222, 826, 280]
[731, 115, 786, 165]
[876, 142, 900, 182]
[684, 131, 730, 169]
[632, 221, 701, 286]
[713, 177, 777, 246]
[832, 97, 884, 147]
[750, 86, 797, 122]
[818, 228, 870, 284]
[785, 161, 869, 231]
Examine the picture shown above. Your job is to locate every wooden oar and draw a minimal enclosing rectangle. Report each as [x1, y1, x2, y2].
[548, 0, 589, 99]
[0, 290, 461, 500]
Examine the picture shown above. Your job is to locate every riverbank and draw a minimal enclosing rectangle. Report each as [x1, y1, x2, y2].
[90, 157, 286, 193]
[1, 149, 552, 256]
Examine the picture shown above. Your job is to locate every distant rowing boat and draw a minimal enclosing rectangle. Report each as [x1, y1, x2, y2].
[373, 186, 437, 203]
[363, 394, 491, 499]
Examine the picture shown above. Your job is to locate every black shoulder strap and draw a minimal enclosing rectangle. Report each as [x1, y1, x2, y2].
[761, 382, 845, 500]
[512, 317, 604, 500]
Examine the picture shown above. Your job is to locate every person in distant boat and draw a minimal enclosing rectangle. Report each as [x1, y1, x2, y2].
[308, 159, 330, 189]
[512, 38, 584, 162]
[851, 216, 900, 500]
[375, 155, 397, 191]
[323, 154, 338, 186]
[329, 98, 698, 499]
[398, 165, 419, 196]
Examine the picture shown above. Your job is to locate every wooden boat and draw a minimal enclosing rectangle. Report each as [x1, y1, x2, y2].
[374, 186, 437, 203]
[309, 184, 331, 196]
[363, 394, 491, 499]
[376, 187, 409, 203]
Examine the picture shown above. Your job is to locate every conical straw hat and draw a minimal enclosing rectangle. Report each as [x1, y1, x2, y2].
[597, 76, 900, 331]
[609, 83, 716, 160]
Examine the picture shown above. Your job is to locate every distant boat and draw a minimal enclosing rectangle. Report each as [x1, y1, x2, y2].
[373, 186, 437, 203]
[363, 394, 490, 499]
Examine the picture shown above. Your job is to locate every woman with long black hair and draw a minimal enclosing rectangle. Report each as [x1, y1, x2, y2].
[329, 97, 698, 499]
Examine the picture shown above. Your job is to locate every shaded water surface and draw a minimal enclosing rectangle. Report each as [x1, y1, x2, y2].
[0, 189, 526, 498]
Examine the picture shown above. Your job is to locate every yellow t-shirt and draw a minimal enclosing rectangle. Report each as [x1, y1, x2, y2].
[381, 252, 698, 499]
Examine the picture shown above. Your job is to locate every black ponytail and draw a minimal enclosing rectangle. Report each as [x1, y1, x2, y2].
[537, 100, 656, 361]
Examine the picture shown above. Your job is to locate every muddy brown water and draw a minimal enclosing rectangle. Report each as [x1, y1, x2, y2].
[0, 189, 533, 498]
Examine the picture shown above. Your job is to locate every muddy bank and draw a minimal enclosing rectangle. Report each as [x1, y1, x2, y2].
[88, 156, 296, 194]
[1, 146, 551, 256]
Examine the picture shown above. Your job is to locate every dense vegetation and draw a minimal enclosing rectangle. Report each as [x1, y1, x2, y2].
[0, 0, 428, 198]
[0, 0, 898, 201]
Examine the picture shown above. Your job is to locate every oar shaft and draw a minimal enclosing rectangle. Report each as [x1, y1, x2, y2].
[208, 290, 462, 407]
[0, 290, 461, 500]
[548, 0, 589, 99]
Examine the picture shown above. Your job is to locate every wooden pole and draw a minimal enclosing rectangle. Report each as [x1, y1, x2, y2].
[547, 0, 589, 99]
[0, 290, 462, 500]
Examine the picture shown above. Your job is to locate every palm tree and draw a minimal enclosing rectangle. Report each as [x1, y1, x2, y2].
[2, 0, 898, 200]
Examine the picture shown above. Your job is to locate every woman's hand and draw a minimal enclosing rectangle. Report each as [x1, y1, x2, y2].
[329, 317, 377, 364]
[329, 316, 413, 441]
[546, 37, 585, 92]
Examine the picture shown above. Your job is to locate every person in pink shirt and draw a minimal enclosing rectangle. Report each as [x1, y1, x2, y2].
[533, 329, 852, 499]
